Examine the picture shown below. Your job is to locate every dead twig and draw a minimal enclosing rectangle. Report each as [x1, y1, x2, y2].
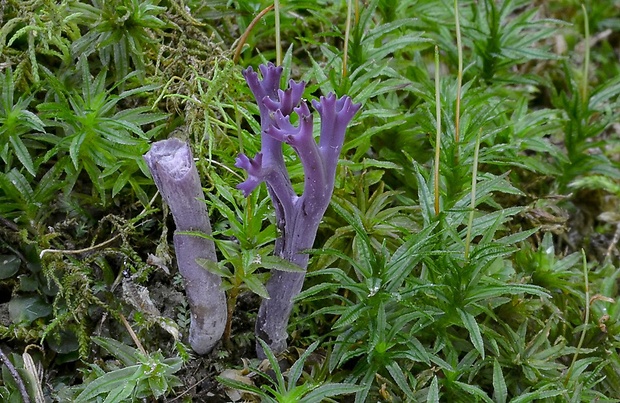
[0, 345, 31, 403]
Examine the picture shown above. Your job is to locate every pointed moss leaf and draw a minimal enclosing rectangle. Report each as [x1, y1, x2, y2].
[288, 340, 320, 387]
[112, 169, 133, 197]
[9, 135, 36, 176]
[6, 169, 34, 201]
[91, 336, 142, 366]
[75, 365, 141, 402]
[216, 375, 265, 399]
[330, 196, 372, 248]
[414, 162, 434, 226]
[69, 130, 87, 169]
[493, 359, 507, 403]
[332, 304, 366, 329]
[464, 284, 550, 304]
[354, 370, 375, 403]
[294, 282, 338, 302]
[352, 235, 374, 278]
[0, 255, 20, 279]
[260, 255, 306, 272]
[386, 222, 437, 292]
[510, 388, 564, 403]
[453, 381, 493, 402]
[496, 227, 539, 246]
[566, 357, 601, 385]
[256, 338, 286, 391]
[386, 361, 415, 399]
[458, 309, 485, 359]
[427, 376, 439, 403]
[102, 381, 135, 403]
[303, 383, 363, 403]
[406, 336, 431, 365]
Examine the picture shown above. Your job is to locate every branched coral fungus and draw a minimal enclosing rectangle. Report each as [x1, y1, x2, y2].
[236, 63, 361, 356]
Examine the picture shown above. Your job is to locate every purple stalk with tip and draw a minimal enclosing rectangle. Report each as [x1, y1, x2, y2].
[236, 63, 361, 356]
[144, 138, 226, 355]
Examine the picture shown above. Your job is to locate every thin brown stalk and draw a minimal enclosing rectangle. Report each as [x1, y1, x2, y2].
[233, 4, 275, 63]
[0, 345, 31, 403]
[119, 313, 147, 356]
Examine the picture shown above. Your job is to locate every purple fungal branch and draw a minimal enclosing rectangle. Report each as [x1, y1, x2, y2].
[144, 139, 227, 355]
[236, 63, 361, 356]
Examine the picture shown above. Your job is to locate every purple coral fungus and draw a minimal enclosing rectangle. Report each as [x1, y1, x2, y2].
[236, 63, 361, 356]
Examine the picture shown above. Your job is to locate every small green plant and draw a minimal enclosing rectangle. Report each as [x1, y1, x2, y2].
[551, 65, 620, 190]
[0, 68, 45, 176]
[70, 0, 167, 80]
[200, 179, 298, 347]
[69, 336, 182, 402]
[38, 58, 166, 204]
[1, 0, 619, 401]
[217, 338, 361, 403]
[0, 0, 81, 83]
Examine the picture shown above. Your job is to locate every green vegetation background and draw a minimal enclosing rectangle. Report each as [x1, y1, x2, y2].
[0, 0, 619, 401]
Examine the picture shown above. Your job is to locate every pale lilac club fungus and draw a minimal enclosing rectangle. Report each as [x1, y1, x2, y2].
[144, 138, 227, 355]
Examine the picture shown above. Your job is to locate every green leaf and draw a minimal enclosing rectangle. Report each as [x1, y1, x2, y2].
[386, 361, 415, 400]
[493, 359, 507, 403]
[0, 255, 20, 279]
[510, 387, 564, 403]
[8, 135, 36, 176]
[91, 337, 142, 366]
[287, 340, 320, 388]
[427, 376, 440, 403]
[69, 130, 87, 169]
[332, 304, 367, 329]
[197, 258, 232, 278]
[414, 162, 435, 226]
[102, 381, 135, 403]
[75, 365, 141, 402]
[256, 338, 286, 392]
[453, 381, 493, 402]
[464, 284, 550, 304]
[243, 274, 269, 299]
[458, 309, 485, 359]
[260, 255, 306, 273]
[303, 383, 363, 403]
[216, 376, 269, 400]
[8, 295, 52, 324]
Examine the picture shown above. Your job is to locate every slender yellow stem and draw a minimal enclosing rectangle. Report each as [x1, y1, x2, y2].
[274, 0, 282, 65]
[454, 0, 463, 147]
[565, 251, 589, 384]
[343, 0, 353, 78]
[39, 234, 121, 258]
[233, 4, 275, 63]
[434, 45, 441, 216]
[464, 129, 482, 260]
[119, 313, 147, 356]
